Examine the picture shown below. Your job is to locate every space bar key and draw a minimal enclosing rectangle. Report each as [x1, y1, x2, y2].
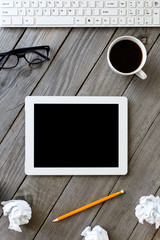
[36, 17, 74, 25]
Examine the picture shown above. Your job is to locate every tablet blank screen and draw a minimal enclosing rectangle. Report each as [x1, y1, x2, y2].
[34, 104, 119, 168]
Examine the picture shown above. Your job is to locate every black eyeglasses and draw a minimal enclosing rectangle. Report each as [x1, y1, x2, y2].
[0, 45, 50, 70]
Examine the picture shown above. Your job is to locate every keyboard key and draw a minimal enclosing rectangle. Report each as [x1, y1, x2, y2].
[64, 0, 71, 7]
[47, 1, 54, 7]
[76, 8, 83, 15]
[93, 9, 99, 16]
[24, 16, 34, 24]
[145, 17, 152, 24]
[102, 17, 110, 24]
[55, 0, 63, 7]
[105, 1, 118, 7]
[23, 1, 30, 7]
[51, 8, 59, 15]
[111, 16, 118, 24]
[80, 1, 87, 7]
[60, 8, 67, 15]
[145, 9, 152, 15]
[0, 17, 11, 24]
[129, 1, 136, 7]
[86, 17, 93, 24]
[84, 8, 91, 15]
[68, 8, 75, 15]
[137, 9, 144, 15]
[101, 9, 118, 15]
[35, 8, 42, 15]
[136, 17, 144, 24]
[14, 1, 22, 7]
[119, 9, 126, 15]
[94, 16, 101, 24]
[0, 1, 13, 7]
[43, 8, 51, 15]
[137, 1, 144, 7]
[39, 1, 47, 7]
[31, 1, 38, 7]
[153, 0, 160, 7]
[75, 16, 85, 24]
[119, 16, 126, 24]
[72, 0, 79, 7]
[27, 8, 34, 15]
[19, 8, 26, 15]
[36, 16, 74, 24]
[129, 9, 136, 15]
[127, 17, 135, 24]
[88, 1, 95, 7]
[96, 1, 103, 8]
[120, 0, 126, 7]
[0, 8, 18, 15]
[153, 9, 160, 23]
[12, 16, 23, 24]
[146, 1, 152, 7]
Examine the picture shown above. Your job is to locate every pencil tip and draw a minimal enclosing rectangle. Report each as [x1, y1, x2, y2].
[53, 219, 58, 222]
[121, 190, 124, 193]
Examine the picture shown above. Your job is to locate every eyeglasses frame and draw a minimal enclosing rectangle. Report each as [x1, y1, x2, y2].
[0, 45, 50, 69]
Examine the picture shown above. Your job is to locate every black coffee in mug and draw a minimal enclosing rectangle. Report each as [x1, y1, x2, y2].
[110, 40, 142, 73]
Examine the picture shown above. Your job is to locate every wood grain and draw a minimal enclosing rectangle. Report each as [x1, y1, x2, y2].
[0, 27, 71, 143]
[90, 113, 160, 240]
[0, 176, 71, 240]
[78, 28, 160, 159]
[78, 28, 159, 97]
[128, 189, 160, 240]
[153, 229, 160, 240]
[0, 26, 160, 240]
[0, 27, 116, 238]
[33, 27, 116, 96]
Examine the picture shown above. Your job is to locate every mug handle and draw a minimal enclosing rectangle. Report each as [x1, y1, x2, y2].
[136, 69, 147, 80]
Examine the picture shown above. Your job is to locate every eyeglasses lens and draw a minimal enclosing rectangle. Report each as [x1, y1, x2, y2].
[0, 55, 18, 69]
[25, 49, 48, 64]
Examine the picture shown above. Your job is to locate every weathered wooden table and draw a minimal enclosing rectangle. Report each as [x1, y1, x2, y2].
[0, 27, 160, 240]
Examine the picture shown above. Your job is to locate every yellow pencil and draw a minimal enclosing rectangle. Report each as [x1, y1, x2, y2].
[53, 190, 124, 222]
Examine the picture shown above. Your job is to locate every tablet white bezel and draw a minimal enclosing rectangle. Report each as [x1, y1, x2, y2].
[25, 96, 128, 175]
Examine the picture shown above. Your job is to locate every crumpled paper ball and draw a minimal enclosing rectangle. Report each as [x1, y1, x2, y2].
[1, 200, 32, 232]
[81, 225, 109, 240]
[135, 195, 160, 229]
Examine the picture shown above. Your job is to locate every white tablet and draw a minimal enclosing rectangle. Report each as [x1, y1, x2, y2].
[25, 96, 128, 175]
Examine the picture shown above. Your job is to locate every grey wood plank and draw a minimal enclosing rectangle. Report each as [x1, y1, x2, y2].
[0, 27, 116, 189]
[0, 27, 71, 143]
[78, 28, 160, 159]
[0, 107, 71, 239]
[0, 28, 25, 52]
[31, 29, 160, 240]
[127, 189, 160, 240]
[34, 176, 118, 240]
[152, 229, 160, 240]
[0, 28, 116, 201]
[0, 110, 25, 216]
[33, 28, 116, 96]
[77, 28, 159, 97]
[32, 112, 160, 240]
[0, 175, 71, 240]
[0, 28, 115, 152]
[0, 28, 26, 106]
[89, 113, 160, 240]
[0, 28, 116, 238]
[30, 30, 160, 239]
[0, 27, 159, 240]
[123, 46, 160, 159]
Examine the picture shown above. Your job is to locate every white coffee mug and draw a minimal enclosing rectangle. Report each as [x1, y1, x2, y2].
[107, 36, 147, 80]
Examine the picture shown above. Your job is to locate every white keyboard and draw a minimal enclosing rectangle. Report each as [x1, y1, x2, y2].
[0, 0, 160, 27]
